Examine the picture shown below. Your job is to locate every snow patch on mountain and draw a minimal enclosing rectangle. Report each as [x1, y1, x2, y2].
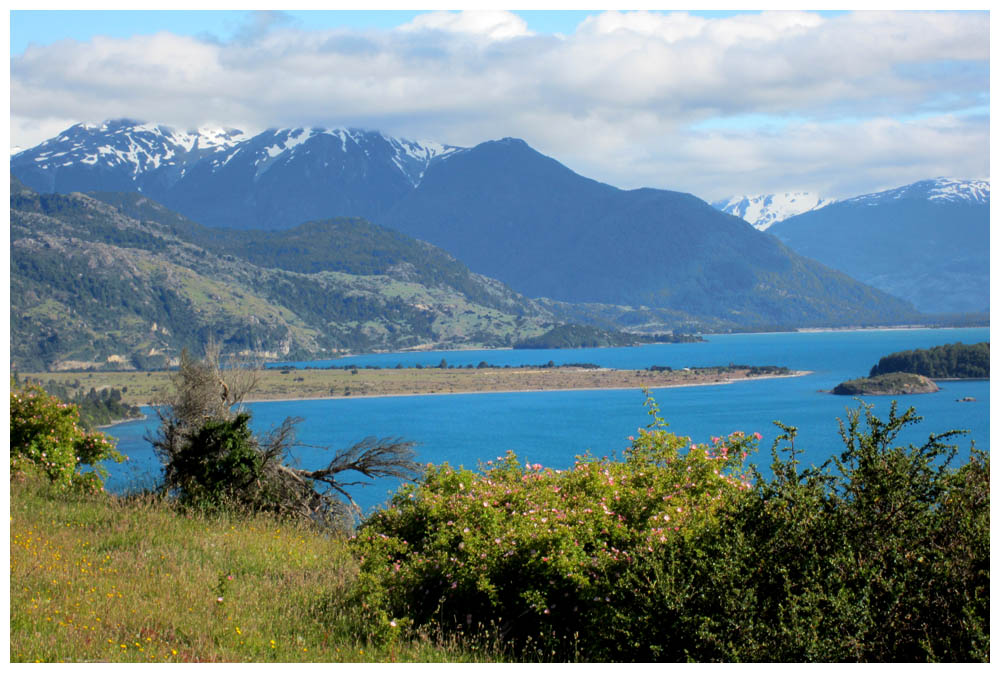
[712, 192, 835, 230]
[13, 120, 467, 191]
[199, 125, 463, 185]
[845, 178, 990, 207]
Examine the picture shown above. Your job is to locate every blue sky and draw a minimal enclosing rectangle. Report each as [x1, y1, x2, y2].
[8, 9, 989, 200]
[11, 10, 784, 55]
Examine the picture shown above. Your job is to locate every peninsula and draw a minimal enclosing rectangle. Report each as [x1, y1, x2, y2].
[21, 364, 808, 407]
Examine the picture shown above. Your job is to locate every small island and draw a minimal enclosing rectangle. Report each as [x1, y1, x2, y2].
[833, 372, 940, 396]
[831, 342, 988, 396]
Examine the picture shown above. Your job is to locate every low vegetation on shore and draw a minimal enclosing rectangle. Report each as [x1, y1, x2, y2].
[511, 323, 703, 349]
[10, 361, 989, 662]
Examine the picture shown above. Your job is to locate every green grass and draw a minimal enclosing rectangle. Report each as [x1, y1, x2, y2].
[9, 475, 508, 663]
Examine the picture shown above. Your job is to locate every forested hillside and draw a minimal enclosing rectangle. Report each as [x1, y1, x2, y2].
[10, 178, 561, 370]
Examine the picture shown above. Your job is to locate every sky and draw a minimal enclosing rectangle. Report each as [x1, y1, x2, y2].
[7, 8, 991, 201]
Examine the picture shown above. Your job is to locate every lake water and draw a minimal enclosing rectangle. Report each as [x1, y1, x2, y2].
[104, 327, 990, 515]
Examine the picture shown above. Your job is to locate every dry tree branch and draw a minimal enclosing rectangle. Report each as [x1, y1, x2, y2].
[279, 437, 421, 517]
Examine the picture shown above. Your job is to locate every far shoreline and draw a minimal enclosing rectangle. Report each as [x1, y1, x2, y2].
[272, 324, 987, 363]
[95, 413, 148, 429]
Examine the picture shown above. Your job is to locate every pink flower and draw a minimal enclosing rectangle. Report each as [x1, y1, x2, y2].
[753, 432, 763, 441]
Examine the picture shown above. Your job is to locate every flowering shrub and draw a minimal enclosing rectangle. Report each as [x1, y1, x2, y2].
[351, 395, 758, 658]
[590, 403, 989, 662]
[10, 381, 124, 492]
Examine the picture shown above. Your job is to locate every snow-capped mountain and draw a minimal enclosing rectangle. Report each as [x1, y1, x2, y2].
[15, 119, 246, 186]
[196, 126, 461, 187]
[11, 119, 463, 228]
[843, 177, 990, 207]
[767, 178, 990, 315]
[711, 192, 835, 230]
[9, 120, 921, 328]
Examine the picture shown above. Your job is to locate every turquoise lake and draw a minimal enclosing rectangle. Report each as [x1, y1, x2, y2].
[103, 327, 990, 514]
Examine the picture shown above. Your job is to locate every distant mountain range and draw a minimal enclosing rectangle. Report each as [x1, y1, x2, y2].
[712, 192, 835, 230]
[767, 178, 989, 314]
[12, 120, 460, 230]
[11, 120, 921, 333]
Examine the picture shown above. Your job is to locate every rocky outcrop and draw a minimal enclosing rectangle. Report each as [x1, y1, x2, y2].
[832, 372, 940, 396]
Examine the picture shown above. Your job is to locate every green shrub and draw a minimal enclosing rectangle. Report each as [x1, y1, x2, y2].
[350, 399, 988, 662]
[350, 395, 758, 658]
[605, 403, 989, 662]
[10, 380, 124, 492]
[164, 412, 266, 510]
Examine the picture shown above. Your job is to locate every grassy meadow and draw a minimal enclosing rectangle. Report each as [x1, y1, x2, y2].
[9, 475, 506, 663]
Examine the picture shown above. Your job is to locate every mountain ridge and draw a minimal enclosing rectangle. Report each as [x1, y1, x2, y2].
[12, 120, 925, 330]
[12, 120, 464, 230]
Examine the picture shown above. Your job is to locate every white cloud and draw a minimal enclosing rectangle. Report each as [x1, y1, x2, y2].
[9, 10, 989, 200]
[397, 10, 532, 40]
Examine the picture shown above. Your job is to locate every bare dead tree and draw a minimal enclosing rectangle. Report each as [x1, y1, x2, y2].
[276, 435, 421, 521]
[156, 342, 259, 429]
[149, 346, 420, 528]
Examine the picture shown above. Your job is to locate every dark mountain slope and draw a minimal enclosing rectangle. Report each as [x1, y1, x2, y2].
[379, 139, 920, 327]
[159, 129, 425, 230]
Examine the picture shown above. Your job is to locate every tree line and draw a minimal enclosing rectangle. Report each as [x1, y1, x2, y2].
[14, 374, 142, 429]
[869, 342, 989, 379]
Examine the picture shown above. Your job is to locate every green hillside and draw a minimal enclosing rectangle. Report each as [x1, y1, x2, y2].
[10, 179, 561, 371]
